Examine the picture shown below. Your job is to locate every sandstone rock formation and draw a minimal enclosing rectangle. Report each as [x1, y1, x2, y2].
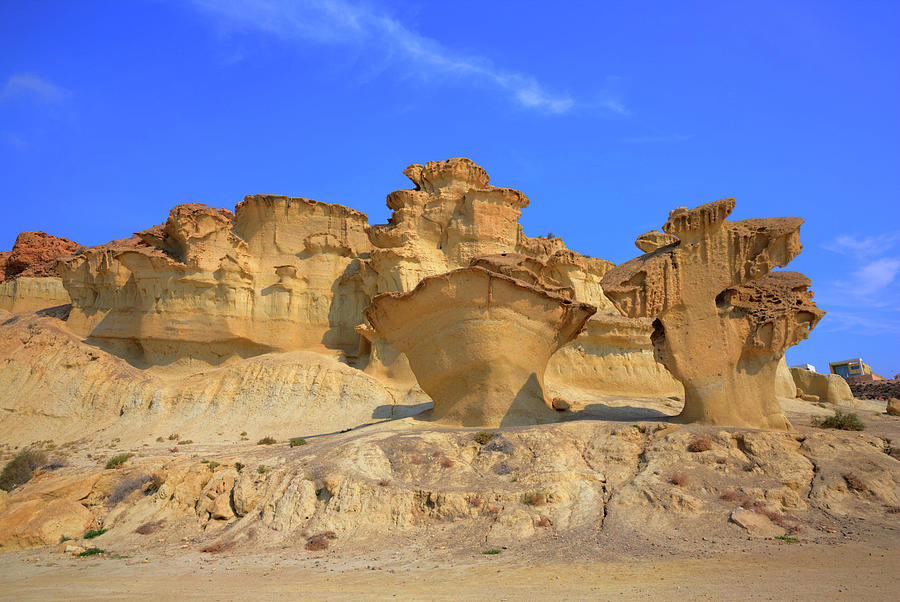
[45, 157, 678, 402]
[601, 198, 824, 430]
[789, 368, 854, 404]
[0, 232, 80, 313]
[364, 256, 596, 426]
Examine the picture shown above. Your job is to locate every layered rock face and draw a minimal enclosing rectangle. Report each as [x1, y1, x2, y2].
[59, 200, 372, 366]
[364, 255, 596, 426]
[601, 199, 824, 430]
[0, 232, 81, 313]
[51, 158, 677, 398]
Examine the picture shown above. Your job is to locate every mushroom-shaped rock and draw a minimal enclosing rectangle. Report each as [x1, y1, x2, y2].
[634, 230, 677, 253]
[601, 198, 823, 431]
[364, 264, 596, 427]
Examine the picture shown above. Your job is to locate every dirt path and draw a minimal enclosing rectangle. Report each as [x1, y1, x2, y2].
[1, 542, 896, 600]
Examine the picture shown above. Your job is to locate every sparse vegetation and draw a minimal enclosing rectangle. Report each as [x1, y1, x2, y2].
[669, 472, 689, 486]
[201, 540, 236, 554]
[484, 503, 500, 514]
[474, 432, 495, 445]
[715, 457, 727, 464]
[105, 453, 133, 469]
[257, 465, 267, 474]
[775, 535, 798, 543]
[257, 436, 277, 445]
[83, 528, 108, 539]
[688, 437, 713, 452]
[719, 490, 800, 532]
[843, 472, 868, 492]
[77, 547, 105, 557]
[440, 457, 455, 468]
[885, 505, 900, 514]
[240, 431, 247, 437]
[167, 433, 179, 441]
[812, 411, 865, 431]
[378, 479, 390, 487]
[289, 437, 307, 447]
[59, 535, 72, 544]
[482, 549, 501, 555]
[135, 519, 166, 535]
[305, 531, 337, 551]
[235, 462, 245, 472]
[155, 437, 164, 443]
[108, 475, 152, 505]
[467, 495, 482, 507]
[537, 516, 551, 528]
[206, 461, 220, 471]
[523, 491, 547, 506]
[410, 455, 424, 465]
[0, 448, 48, 491]
[145, 474, 164, 495]
[178, 439, 193, 445]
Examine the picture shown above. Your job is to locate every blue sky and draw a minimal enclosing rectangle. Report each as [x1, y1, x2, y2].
[2, 0, 898, 376]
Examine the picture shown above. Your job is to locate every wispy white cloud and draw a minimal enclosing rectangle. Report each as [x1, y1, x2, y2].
[0, 73, 68, 104]
[824, 231, 900, 259]
[818, 311, 900, 336]
[188, 0, 592, 115]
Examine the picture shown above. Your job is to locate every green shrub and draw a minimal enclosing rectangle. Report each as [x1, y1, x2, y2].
[289, 437, 307, 447]
[474, 432, 495, 445]
[812, 411, 865, 431]
[83, 528, 108, 539]
[0, 448, 48, 491]
[77, 547, 105, 557]
[775, 535, 798, 543]
[105, 453, 133, 469]
[257, 465, 267, 474]
[482, 549, 501, 555]
[257, 436, 277, 445]
[178, 440, 193, 445]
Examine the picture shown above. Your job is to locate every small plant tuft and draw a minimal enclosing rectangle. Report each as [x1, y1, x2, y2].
[812, 411, 865, 431]
[257, 465, 267, 474]
[305, 531, 337, 551]
[440, 457, 455, 468]
[775, 535, 798, 543]
[669, 472, 689, 486]
[289, 437, 307, 447]
[167, 434, 179, 441]
[135, 519, 166, 535]
[83, 528, 108, 539]
[523, 491, 547, 506]
[482, 549, 501, 555]
[378, 479, 390, 487]
[105, 453, 133, 470]
[474, 432, 495, 445]
[77, 547, 105, 557]
[201, 540, 236, 554]
[0, 448, 48, 491]
[257, 436, 277, 445]
[537, 516, 551, 528]
[843, 472, 867, 492]
[688, 437, 713, 452]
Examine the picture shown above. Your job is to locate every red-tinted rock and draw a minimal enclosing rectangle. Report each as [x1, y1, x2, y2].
[1, 232, 84, 282]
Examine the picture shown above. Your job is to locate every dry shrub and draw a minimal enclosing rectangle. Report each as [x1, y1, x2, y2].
[0, 449, 48, 491]
[715, 457, 727, 465]
[474, 432, 495, 445]
[669, 472, 689, 486]
[257, 436, 277, 445]
[440, 457, 455, 468]
[843, 472, 868, 492]
[537, 516, 551, 528]
[108, 474, 152, 505]
[720, 489, 751, 504]
[484, 503, 500, 514]
[201, 539, 236, 553]
[305, 531, 337, 551]
[432, 450, 442, 458]
[135, 519, 166, 535]
[885, 505, 900, 514]
[523, 492, 547, 506]
[467, 496, 482, 508]
[410, 455, 423, 465]
[688, 437, 713, 452]
[377, 479, 390, 487]
[719, 490, 799, 530]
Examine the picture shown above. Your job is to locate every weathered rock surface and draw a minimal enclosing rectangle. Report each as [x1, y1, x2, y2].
[0, 232, 80, 313]
[1, 419, 897, 553]
[364, 259, 596, 426]
[45, 159, 671, 404]
[1, 232, 83, 281]
[601, 199, 824, 430]
[789, 368, 854, 404]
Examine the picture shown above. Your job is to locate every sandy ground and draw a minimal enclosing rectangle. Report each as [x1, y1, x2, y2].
[1, 539, 897, 600]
